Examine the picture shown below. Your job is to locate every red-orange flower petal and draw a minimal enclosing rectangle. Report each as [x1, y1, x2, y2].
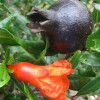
[46, 60, 74, 76]
[37, 76, 70, 100]
[8, 60, 74, 100]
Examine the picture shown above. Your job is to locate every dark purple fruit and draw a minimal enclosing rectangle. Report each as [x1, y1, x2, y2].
[26, 0, 93, 53]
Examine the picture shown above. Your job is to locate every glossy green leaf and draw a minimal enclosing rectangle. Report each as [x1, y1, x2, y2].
[77, 77, 100, 95]
[69, 50, 81, 68]
[0, 28, 18, 45]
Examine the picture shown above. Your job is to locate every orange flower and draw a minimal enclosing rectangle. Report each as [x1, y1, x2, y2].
[8, 60, 74, 100]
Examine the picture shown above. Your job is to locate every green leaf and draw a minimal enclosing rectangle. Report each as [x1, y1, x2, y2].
[24, 83, 38, 100]
[96, 0, 100, 4]
[13, 36, 45, 57]
[7, 55, 15, 65]
[0, 28, 18, 45]
[75, 63, 96, 77]
[70, 76, 91, 91]
[4, 48, 15, 65]
[69, 50, 81, 68]
[91, 39, 100, 52]
[0, 3, 11, 14]
[5, 94, 24, 100]
[5, 48, 17, 65]
[35, 37, 49, 63]
[92, 8, 100, 22]
[77, 77, 100, 95]
[43, 54, 66, 64]
[86, 28, 100, 49]
[7, 68, 14, 73]
[24, 83, 46, 100]
[80, 51, 100, 67]
[9, 46, 36, 63]
[4, 48, 15, 73]
[93, 3, 100, 12]
[5, 49, 10, 64]
[14, 15, 31, 35]
[0, 12, 18, 28]
[0, 61, 10, 87]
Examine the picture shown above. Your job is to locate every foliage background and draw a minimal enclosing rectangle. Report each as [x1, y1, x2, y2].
[0, 0, 100, 100]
